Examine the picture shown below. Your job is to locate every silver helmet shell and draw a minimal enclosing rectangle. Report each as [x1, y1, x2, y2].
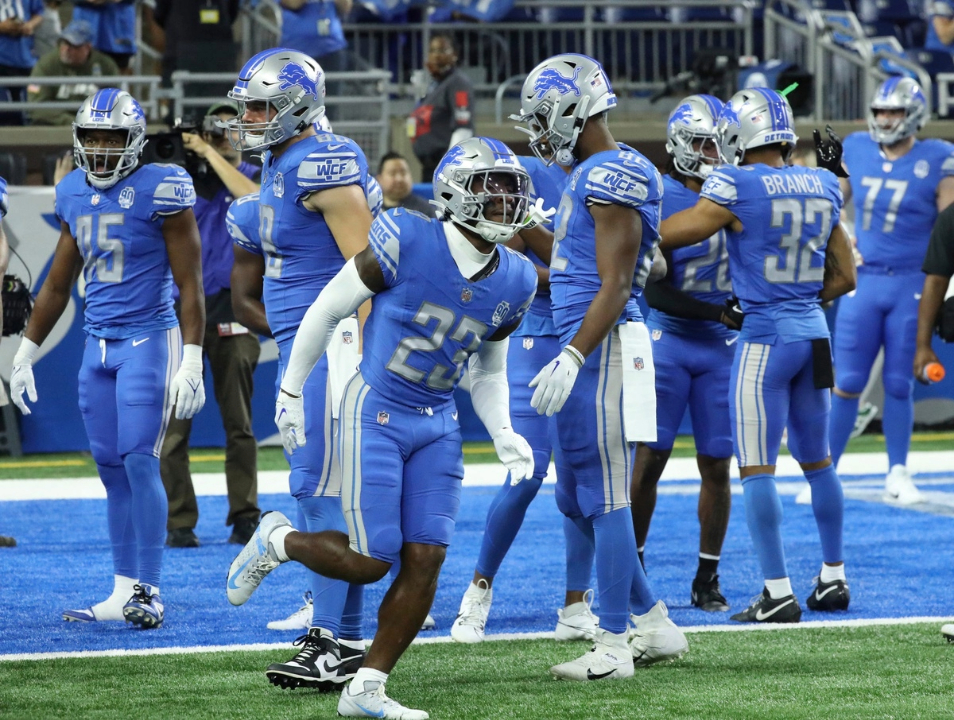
[224, 47, 326, 151]
[72, 88, 147, 190]
[666, 94, 725, 180]
[867, 76, 927, 145]
[431, 137, 530, 244]
[715, 88, 798, 165]
[511, 53, 617, 167]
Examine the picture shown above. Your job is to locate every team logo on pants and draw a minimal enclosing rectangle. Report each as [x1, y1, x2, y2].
[633, 357, 645, 370]
[377, 411, 390, 425]
[523, 337, 534, 350]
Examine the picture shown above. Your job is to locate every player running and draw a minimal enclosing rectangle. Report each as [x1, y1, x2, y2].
[11, 89, 205, 629]
[660, 88, 857, 622]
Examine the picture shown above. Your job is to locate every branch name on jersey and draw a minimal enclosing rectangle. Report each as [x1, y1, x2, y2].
[844, 132, 954, 271]
[648, 174, 734, 339]
[701, 163, 842, 344]
[548, 144, 662, 346]
[55, 164, 196, 339]
[363, 208, 538, 407]
[258, 131, 369, 344]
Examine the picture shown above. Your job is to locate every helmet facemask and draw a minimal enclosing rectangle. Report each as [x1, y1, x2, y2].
[515, 96, 590, 168]
[222, 96, 325, 151]
[669, 129, 720, 180]
[449, 169, 530, 244]
[867, 106, 917, 146]
[73, 127, 142, 190]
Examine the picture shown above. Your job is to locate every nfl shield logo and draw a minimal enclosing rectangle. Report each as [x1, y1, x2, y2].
[523, 337, 534, 350]
[274, 172, 285, 198]
[119, 186, 135, 209]
[651, 329, 661, 341]
[461, 287, 473, 303]
[341, 330, 353, 345]
[91, 194, 101, 206]
[633, 357, 645, 371]
[377, 411, 389, 425]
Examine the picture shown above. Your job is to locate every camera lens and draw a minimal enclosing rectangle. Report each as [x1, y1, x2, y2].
[156, 136, 176, 160]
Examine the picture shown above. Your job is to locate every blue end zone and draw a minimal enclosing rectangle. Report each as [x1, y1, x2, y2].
[2, 481, 953, 655]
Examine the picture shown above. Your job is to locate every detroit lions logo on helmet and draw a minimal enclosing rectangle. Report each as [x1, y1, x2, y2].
[277, 62, 322, 101]
[720, 102, 742, 128]
[670, 103, 695, 127]
[436, 144, 466, 181]
[533, 67, 582, 99]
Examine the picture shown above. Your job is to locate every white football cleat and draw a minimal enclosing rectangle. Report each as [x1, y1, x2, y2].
[450, 579, 492, 644]
[421, 613, 436, 630]
[942, 624, 954, 643]
[267, 591, 313, 631]
[226, 510, 292, 606]
[884, 465, 922, 505]
[629, 601, 688, 667]
[338, 679, 429, 719]
[550, 628, 633, 681]
[554, 588, 600, 641]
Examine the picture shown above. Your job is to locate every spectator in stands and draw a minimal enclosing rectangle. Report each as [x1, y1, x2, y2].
[28, 20, 120, 126]
[153, 0, 239, 87]
[0, 0, 44, 113]
[71, 0, 138, 73]
[408, 33, 474, 181]
[280, 0, 352, 71]
[33, 0, 62, 60]
[160, 101, 262, 549]
[926, 1, 954, 53]
[376, 151, 432, 214]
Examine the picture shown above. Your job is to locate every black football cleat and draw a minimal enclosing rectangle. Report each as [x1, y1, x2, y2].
[730, 588, 801, 624]
[266, 628, 346, 691]
[806, 577, 850, 612]
[691, 575, 729, 612]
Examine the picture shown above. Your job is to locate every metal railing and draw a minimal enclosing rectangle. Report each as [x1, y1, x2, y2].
[0, 76, 165, 119]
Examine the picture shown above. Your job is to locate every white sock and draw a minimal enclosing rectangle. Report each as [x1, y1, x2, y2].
[350, 667, 388, 694]
[269, 526, 294, 562]
[765, 577, 793, 600]
[820, 563, 846, 583]
[90, 575, 138, 620]
[467, 579, 491, 596]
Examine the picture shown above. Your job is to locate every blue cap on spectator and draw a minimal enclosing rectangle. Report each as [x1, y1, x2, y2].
[60, 20, 94, 47]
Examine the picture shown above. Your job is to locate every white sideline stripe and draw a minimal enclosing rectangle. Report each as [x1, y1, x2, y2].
[3, 451, 954, 502]
[3, 615, 952, 663]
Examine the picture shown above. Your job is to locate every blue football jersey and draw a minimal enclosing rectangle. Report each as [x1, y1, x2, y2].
[55, 164, 196, 340]
[0, 174, 8, 217]
[363, 209, 538, 407]
[518, 155, 570, 335]
[701, 163, 843, 343]
[549, 144, 662, 345]
[258, 131, 370, 345]
[648, 174, 733, 339]
[844, 132, 954, 272]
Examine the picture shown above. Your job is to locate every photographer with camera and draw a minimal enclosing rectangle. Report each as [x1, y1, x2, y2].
[160, 101, 262, 549]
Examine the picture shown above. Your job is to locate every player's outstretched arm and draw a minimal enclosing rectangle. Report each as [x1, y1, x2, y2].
[10, 222, 82, 414]
[276, 248, 385, 453]
[659, 199, 736, 251]
[819, 222, 858, 303]
[163, 208, 207, 420]
[230, 245, 271, 337]
[914, 274, 948, 382]
[507, 235, 550, 292]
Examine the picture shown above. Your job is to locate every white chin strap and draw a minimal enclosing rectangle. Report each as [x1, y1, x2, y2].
[474, 219, 519, 244]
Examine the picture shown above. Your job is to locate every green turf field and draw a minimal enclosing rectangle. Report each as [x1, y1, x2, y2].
[2, 624, 952, 719]
[2, 432, 953, 480]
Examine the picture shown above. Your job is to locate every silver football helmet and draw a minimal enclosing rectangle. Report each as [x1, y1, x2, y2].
[511, 53, 617, 167]
[715, 88, 798, 165]
[72, 88, 147, 190]
[432, 137, 530, 244]
[224, 47, 326, 151]
[666, 94, 724, 180]
[868, 77, 927, 145]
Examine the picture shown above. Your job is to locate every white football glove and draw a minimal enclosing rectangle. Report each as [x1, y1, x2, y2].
[522, 197, 556, 230]
[529, 346, 584, 417]
[170, 344, 206, 420]
[10, 338, 39, 415]
[275, 389, 306, 454]
[492, 427, 535, 484]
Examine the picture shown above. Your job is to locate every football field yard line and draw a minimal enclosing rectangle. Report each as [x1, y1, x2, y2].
[4, 615, 952, 664]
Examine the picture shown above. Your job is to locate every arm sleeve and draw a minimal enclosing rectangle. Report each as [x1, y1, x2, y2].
[226, 196, 263, 255]
[700, 169, 740, 207]
[367, 211, 403, 287]
[297, 139, 365, 196]
[583, 162, 651, 209]
[281, 258, 376, 394]
[643, 279, 725, 322]
[152, 167, 197, 218]
[0, 177, 7, 217]
[941, 145, 954, 179]
[923, 205, 954, 277]
[468, 337, 512, 438]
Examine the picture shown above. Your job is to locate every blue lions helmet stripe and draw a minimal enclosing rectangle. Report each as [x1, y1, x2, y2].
[700, 94, 725, 119]
[277, 61, 321, 101]
[533, 66, 582, 99]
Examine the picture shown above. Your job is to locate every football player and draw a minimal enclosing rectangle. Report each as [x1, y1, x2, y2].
[634, 94, 739, 612]
[227, 137, 538, 719]
[660, 88, 857, 622]
[514, 53, 688, 680]
[829, 78, 954, 504]
[222, 50, 375, 689]
[10, 89, 205, 629]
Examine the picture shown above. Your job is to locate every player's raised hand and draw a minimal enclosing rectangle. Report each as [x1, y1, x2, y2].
[492, 428, 535, 484]
[521, 197, 556, 230]
[529, 346, 583, 416]
[275, 389, 306, 454]
[171, 344, 206, 419]
[813, 125, 849, 178]
[10, 363, 37, 414]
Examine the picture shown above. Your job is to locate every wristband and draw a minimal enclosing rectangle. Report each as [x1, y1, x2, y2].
[13, 337, 39, 366]
[182, 343, 203, 366]
[564, 345, 585, 368]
